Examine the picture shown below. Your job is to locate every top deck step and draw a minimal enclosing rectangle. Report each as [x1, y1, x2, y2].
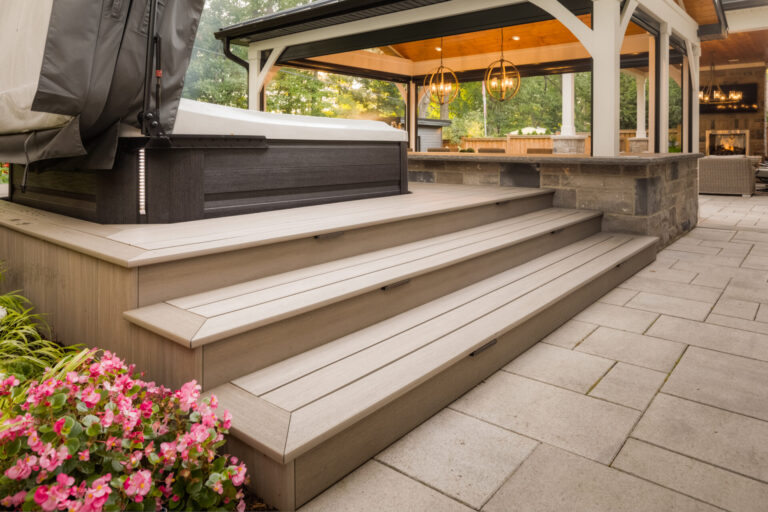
[0, 184, 554, 267]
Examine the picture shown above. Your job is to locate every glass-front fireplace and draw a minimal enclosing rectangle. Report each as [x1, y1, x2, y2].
[706, 130, 749, 156]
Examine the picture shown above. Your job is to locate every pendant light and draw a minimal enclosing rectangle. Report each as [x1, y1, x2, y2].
[424, 37, 459, 105]
[484, 28, 521, 102]
[699, 60, 742, 105]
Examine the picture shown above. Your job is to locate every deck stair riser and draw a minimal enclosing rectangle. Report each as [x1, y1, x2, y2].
[135, 190, 554, 305]
[207, 233, 657, 510]
[125, 209, 602, 388]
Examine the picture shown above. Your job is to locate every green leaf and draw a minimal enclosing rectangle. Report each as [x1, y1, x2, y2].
[82, 415, 100, 427]
[185, 479, 202, 495]
[212, 456, 226, 472]
[76, 401, 89, 413]
[147, 452, 160, 465]
[50, 392, 67, 410]
[78, 460, 95, 475]
[111, 460, 124, 473]
[205, 472, 222, 486]
[41, 431, 57, 444]
[68, 420, 83, 438]
[5, 437, 21, 457]
[86, 423, 101, 437]
[168, 497, 183, 510]
[37, 425, 53, 434]
[65, 437, 80, 455]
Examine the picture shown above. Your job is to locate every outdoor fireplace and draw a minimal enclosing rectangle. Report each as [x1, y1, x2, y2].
[706, 130, 750, 156]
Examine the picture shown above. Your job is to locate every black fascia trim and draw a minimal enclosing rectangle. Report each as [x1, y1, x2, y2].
[631, 9, 660, 36]
[215, 0, 440, 41]
[277, 1, 592, 63]
[283, 58, 412, 83]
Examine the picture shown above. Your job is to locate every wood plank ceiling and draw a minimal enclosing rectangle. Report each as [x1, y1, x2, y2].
[682, 0, 768, 65]
[387, 15, 646, 62]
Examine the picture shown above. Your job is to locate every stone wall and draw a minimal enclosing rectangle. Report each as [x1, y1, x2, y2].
[408, 153, 700, 248]
[699, 65, 767, 157]
[540, 156, 699, 247]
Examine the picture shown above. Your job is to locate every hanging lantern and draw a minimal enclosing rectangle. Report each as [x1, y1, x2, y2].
[424, 38, 459, 105]
[699, 60, 742, 105]
[484, 29, 521, 102]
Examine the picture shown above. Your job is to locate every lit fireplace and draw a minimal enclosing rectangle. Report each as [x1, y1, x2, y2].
[706, 130, 749, 156]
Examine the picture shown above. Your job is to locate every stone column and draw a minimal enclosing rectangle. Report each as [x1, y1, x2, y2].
[552, 73, 587, 153]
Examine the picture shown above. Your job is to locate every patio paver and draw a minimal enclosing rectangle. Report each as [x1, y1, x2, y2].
[300, 460, 473, 512]
[450, 372, 639, 464]
[662, 347, 768, 421]
[502, 343, 614, 393]
[298, 195, 768, 511]
[588, 362, 666, 410]
[614, 439, 768, 512]
[633, 393, 768, 482]
[375, 409, 537, 509]
[576, 326, 685, 372]
[482, 444, 718, 512]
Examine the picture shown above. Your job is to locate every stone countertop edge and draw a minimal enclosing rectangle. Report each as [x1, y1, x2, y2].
[407, 153, 703, 166]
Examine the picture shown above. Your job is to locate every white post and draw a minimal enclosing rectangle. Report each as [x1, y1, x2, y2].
[648, 36, 656, 152]
[248, 50, 262, 111]
[658, 22, 670, 153]
[690, 43, 701, 153]
[408, 81, 418, 151]
[561, 73, 576, 136]
[591, 0, 621, 156]
[636, 75, 647, 138]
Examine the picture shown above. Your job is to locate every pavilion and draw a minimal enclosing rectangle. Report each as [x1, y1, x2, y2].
[215, 0, 702, 157]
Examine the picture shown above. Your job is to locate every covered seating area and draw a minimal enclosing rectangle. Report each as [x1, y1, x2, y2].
[216, 0, 701, 158]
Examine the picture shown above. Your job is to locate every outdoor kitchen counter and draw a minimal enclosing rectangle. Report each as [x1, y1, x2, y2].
[408, 152, 703, 247]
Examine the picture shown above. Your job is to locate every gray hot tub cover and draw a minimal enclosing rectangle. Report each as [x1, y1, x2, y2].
[0, 0, 205, 169]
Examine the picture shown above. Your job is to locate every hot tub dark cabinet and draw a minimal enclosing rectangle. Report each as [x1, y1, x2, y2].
[9, 136, 408, 224]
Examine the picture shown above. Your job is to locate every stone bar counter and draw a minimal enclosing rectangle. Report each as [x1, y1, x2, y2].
[408, 152, 701, 247]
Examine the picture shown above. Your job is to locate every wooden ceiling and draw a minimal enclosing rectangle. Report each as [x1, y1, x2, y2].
[682, 0, 719, 24]
[387, 15, 647, 62]
[701, 30, 768, 64]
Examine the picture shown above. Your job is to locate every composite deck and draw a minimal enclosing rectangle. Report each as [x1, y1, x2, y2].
[0, 182, 657, 510]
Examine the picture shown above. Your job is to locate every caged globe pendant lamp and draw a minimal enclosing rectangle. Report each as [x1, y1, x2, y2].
[424, 37, 459, 105]
[484, 28, 521, 102]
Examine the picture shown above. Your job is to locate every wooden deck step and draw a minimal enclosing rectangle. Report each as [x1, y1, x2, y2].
[209, 232, 658, 510]
[124, 208, 601, 387]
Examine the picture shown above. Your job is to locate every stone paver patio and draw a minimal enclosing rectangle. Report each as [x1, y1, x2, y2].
[301, 195, 768, 512]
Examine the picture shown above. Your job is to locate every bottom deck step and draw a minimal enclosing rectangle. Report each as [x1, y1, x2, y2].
[211, 233, 658, 510]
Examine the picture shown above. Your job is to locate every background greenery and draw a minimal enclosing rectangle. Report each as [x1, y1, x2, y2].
[183, 0, 683, 142]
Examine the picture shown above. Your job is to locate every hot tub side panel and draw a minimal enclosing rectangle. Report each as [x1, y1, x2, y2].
[9, 138, 409, 223]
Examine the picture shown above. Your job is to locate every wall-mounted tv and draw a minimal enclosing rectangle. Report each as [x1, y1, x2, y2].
[700, 83, 759, 114]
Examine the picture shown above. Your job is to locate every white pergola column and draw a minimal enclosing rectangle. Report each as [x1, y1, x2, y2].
[247, 46, 285, 111]
[658, 22, 670, 153]
[689, 43, 701, 153]
[407, 81, 418, 151]
[591, 0, 622, 156]
[561, 73, 576, 136]
[682, 57, 689, 152]
[648, 36, 657, 152]
[636, 75, 647, 138]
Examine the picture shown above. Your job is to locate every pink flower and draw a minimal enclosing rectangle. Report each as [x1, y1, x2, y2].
[53, 417, 67, 436]
[102, 408, 114, 428]
[28, 430, 43, 452]
[212, 481, 223, 494]
[78, 449, 90, 461]
[57, 473, 74, 487]
[222, 410, 232, 430]
[0, 490, 27, 508]
[230, 463, 247, 486]
[4, 454, 36, 480]
[89, 474, 111, 499]
[105, 436, 119, 450]
[237, 499, 246, 512]
[81, 386, 100, 408]
[175, 380, 200, 412]
[124, 470, 152, 501]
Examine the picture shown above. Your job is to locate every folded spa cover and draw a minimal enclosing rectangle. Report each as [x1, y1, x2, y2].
[0, 0, 205, 169]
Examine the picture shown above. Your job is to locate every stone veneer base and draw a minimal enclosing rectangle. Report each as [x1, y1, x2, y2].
[408, 153, 701, 247]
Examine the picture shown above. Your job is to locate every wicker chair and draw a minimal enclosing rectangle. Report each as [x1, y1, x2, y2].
[699, 156, 756, 197]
